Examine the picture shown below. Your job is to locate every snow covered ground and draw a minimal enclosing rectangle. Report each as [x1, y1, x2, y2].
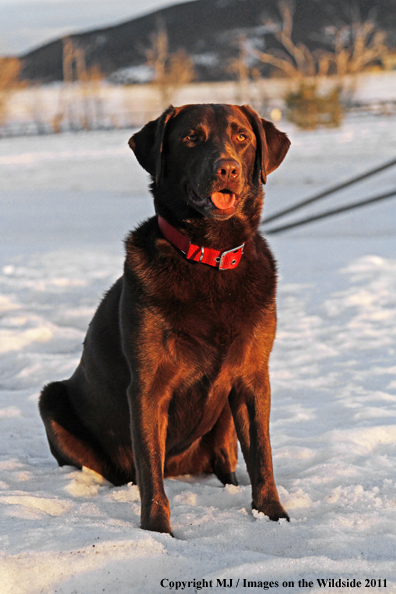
[0, 113, 396, 594]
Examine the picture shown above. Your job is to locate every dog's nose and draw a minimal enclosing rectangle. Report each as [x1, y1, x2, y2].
[214, 159, 241, 183]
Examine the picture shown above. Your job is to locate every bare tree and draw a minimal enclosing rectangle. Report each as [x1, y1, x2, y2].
[227, 36, 269, 110]
[79, 64, 105, 130]
[252, 1, 388, 80]
[60, 37, 82, 130]
[326, 20, 388, 76]
[252, 1, 320, 80]
[227, 36, 252, 104]
[59, 37, 105, 131]
[242, 1, 338, 128]
[247, 1, 389, 128]
[146, 22, 195, 110]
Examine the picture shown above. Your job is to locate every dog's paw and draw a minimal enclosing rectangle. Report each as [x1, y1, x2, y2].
[142, 515, 173, 535]
[217, 471, 238, 487]
[252, 499, 290, 522]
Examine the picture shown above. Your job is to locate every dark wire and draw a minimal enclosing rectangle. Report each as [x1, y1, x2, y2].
[263, 189, 396, 235]
[263, 157, 396, 225]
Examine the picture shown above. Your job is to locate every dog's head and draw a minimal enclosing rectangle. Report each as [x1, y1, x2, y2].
[129, 104, 290, 225]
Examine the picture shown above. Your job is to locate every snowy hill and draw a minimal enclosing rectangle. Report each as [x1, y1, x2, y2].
[19, 0, 396, 83]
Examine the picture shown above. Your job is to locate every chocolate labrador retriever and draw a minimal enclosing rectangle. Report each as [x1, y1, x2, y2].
[39, 103, 291, 534]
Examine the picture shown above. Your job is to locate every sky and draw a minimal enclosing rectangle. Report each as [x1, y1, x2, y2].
[0, 0, 178, 56]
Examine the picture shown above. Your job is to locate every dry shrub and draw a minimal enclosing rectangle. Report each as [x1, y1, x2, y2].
[146, 22, 195, 109]
[59, 38, 105, 131]
[252, 1, 389, 129]
[0, 57, 22, 126]
[285, 83, 343, 130]
[327, 19, 388, 76]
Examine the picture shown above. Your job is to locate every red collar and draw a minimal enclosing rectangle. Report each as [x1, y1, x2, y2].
[157, 216, 245, 271]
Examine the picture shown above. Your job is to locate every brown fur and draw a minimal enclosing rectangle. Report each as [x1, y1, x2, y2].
[39, 103, 291, 535]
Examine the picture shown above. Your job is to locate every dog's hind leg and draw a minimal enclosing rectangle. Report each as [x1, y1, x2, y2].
[165, 402, 238, 486]
[203, 401, 238, 486]
[39, 381, 130, 486]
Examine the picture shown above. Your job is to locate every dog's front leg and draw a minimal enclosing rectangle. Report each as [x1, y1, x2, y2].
[128, 383, 172, 535]
[229, 373, 289, 522]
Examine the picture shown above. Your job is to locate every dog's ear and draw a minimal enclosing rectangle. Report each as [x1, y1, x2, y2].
[128, 105, 176, 184]
[241, 104, 291, 184]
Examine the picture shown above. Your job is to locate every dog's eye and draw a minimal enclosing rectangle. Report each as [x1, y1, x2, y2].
[236, 133, 247, 142]
[184, 133, 198, 142]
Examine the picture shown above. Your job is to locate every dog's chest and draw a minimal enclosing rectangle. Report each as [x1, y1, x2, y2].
[164, 282, 256, 357]
[162, 301, 261, 447]
[145, 257, 274, 371]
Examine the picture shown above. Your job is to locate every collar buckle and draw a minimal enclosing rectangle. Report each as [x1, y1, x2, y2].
[218, 243, 245, 271]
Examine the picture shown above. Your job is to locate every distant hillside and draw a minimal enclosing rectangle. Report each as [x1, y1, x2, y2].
[20, 0, 396, 83]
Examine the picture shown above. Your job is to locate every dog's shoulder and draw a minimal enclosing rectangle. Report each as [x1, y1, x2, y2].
[124, 216, 159, 260]
[122, 216, 162, 286]
[237, 231, 278, 311]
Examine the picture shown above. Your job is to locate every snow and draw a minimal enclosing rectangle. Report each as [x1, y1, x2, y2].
[0, 113, 396, 593]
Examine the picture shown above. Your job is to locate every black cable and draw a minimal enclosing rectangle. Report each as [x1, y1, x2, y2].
[263, 157, 396, 225]
[264, 188, 396, 235]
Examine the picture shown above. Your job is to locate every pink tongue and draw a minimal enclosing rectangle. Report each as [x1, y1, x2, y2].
[211, 192, 236, 210]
